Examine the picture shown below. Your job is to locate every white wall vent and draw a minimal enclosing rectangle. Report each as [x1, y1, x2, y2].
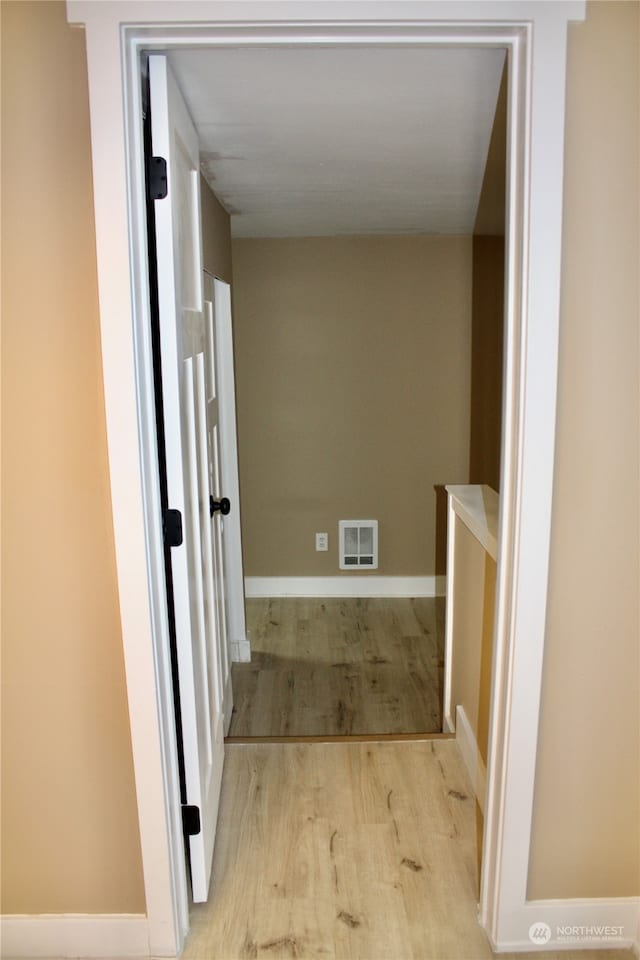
[339, 520, 378, 570]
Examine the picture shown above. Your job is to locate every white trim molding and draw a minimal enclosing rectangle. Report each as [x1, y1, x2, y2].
[66, 2, 586, 954]
[230, 636, 252, 662]
[0, 914, 149, 959]
[244, 575, 445, 598]
[488, 898, 640, 954]
[443, 491, 457, 733]
[455, 704, 487, 815]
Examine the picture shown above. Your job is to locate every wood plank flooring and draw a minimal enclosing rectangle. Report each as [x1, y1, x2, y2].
[183, 740, 630, 960]
[229, 598, 445, 737]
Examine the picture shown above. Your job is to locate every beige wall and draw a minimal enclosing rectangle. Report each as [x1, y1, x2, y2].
[231, 236, 472, 577]
[470, 63, 506, 493]
[528, 1, 640, 899]
[469, 236, 504, 492]
[201, 174, 232, 282]
[474, 64, 507, 238]
[1, 1, 145, 914]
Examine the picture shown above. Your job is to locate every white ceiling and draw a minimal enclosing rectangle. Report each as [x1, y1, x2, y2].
[168, 46, 506, 238]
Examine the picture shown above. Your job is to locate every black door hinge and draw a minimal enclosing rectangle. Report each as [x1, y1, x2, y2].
[163, 508, 183, 547]
[148, 156, 168, 200]
[182, 804, 201, 837]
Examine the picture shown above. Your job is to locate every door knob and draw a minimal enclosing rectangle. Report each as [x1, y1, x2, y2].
[209, 496, 231, 517]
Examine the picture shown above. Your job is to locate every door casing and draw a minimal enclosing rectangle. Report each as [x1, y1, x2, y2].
[67, 2, 585, 955]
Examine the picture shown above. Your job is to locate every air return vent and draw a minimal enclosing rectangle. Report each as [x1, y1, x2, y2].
[339, 520, 378, 570]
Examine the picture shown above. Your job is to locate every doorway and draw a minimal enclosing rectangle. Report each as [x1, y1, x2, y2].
[72, 2, 580, 952]
[164, 42, 507, 742]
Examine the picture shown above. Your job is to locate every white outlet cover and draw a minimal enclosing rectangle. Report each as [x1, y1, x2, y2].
[315, 532, 329, 551]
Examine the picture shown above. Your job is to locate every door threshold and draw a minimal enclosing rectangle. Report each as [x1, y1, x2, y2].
[225, 732, 454, 744]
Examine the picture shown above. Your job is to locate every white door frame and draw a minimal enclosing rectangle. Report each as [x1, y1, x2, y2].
[67, 2, 584, 955]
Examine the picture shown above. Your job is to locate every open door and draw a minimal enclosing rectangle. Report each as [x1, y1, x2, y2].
[149, 53, 227, 903]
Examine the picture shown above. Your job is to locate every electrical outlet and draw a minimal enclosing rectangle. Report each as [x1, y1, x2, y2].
[315, 532, 328, 552]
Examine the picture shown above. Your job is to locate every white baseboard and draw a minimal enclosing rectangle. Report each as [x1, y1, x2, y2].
[244, 575, 446, 598]
[0, 914, 149, 958]
[488, 898, 640, 953]
[230, 635, 251, 662]
[455, 704, 487, 814]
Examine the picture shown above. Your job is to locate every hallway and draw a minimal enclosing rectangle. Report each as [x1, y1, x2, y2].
[182, 740, 630, 960]
[185, 739, 479, 958]
[228, 598, 445, 737]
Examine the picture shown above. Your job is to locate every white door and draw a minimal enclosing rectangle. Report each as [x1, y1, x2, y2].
[150, 54, 226, 903]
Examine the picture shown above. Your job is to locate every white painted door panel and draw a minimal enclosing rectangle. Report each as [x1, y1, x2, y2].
[204, 274, 251, 671]
[149, 54, 225, 903]
[203, 296, 232, 724]
[201, 326, 229, 695]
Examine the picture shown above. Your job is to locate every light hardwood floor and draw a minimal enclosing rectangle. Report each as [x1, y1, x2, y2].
[184, 740, 630, 960]
[229, 598, 445, 737]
